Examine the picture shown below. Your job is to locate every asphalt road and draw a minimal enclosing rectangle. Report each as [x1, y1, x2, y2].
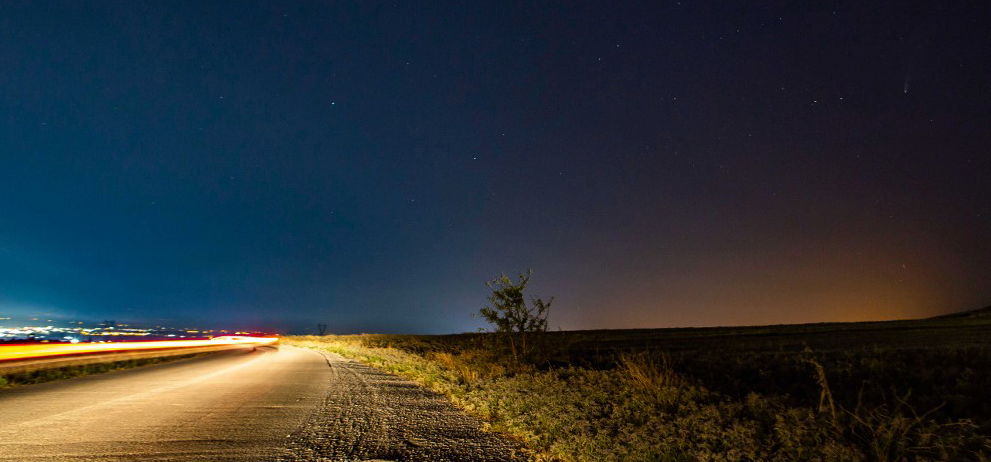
[0, 345, 525, 461]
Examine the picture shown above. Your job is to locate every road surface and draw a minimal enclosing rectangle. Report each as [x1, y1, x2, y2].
[0, 345, 526, 461]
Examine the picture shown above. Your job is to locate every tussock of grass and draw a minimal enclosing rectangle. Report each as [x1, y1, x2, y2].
[287, 333, 990, 461]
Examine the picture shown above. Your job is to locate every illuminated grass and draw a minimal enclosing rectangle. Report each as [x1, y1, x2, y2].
[287, 317, 991, 461]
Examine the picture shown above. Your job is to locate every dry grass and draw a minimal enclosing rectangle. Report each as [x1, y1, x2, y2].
[618, 352, 683, 390]
[286, 324, 991, 461]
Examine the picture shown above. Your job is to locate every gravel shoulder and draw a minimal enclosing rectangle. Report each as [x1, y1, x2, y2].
[280, 350, 529, 462]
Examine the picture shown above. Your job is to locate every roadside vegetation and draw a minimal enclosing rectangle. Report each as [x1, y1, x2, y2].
[290, 272, 991, 461]
[288, 325, 989, 461]
[0, 352, 209, 389]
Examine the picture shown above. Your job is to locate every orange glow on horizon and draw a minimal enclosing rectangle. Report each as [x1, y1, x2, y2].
[0, 336, 279, 362]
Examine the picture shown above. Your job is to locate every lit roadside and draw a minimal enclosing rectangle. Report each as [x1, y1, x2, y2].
[0, 336, 279, 365]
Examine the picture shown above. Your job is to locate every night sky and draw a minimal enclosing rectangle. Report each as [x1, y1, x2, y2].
[1, 2, 989, 333]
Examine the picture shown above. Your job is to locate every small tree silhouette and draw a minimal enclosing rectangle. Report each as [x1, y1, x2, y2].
[478, 269, 553, 363]
[316, 323, 328, 336]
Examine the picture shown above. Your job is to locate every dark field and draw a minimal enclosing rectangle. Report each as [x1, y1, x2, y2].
[492, 313, 991, 427]
[290, 308, 991, 461]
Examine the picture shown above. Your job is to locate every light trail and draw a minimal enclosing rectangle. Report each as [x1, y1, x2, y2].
[0, 336, 279, 362]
